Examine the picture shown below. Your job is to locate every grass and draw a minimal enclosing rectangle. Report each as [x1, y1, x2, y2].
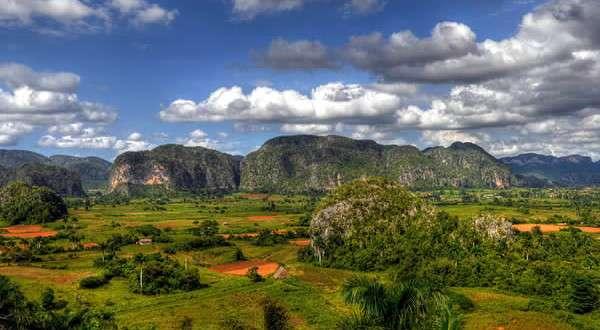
[2, 190, 600, 329]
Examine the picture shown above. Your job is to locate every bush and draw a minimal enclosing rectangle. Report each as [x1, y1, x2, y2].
[247, 266, 264, 283]
[234, 247, 247, 261]
[0, 275, 117, 329]
[79, 275, 109, 289]
[126, 254, 204, 295]
[263, 297, 290, 330]
[190, 219, 219, 237]
[41, 288, 67, 310]
[168, 236, 230, 252]
[570, 276, 598, 314]
[220, 314, 248, 330]
[254, 229, 287, 247]
[0, 181, 68, 225]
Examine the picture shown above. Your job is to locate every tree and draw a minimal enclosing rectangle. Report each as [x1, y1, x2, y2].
[247, 266, 264, 283]
[570, 276, 598, 314]
[192, 220, 219, 237]
[0, 275, 115, 329]
[262, 297, 290, 330]
[339, 275, 458, 330]
[40, 288, 66, 310]
[0, 275, 32, 329]
[0, 182, 67, 225]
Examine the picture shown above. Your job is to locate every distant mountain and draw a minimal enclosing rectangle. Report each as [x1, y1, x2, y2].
[0, 149, 48, 168]
[108, 144, 241, 196]
[0, 163, 85, 197]
[0, 149, 111, 194]
[501, 153, 600, 187]
[49, 155, 111, 190]
[7, 137, 600, 196]
[241, 135, 511, 194]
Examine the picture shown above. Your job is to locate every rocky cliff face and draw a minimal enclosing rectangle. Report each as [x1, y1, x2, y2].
[241, 136, 511, 194]
[422, 142, 511, 189]
[108, 144, 241, 195]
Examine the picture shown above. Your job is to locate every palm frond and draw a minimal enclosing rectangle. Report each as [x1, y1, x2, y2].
[342, 275, 389, 319]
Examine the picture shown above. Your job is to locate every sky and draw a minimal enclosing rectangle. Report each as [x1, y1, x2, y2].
[1, 0, 599, 161]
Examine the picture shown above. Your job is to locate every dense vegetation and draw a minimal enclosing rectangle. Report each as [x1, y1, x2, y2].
[1, 183, 599, 329]
[340, 276, 462, 329]
[306, 178, 600, 318]
[0, 182, 68, 225]
[0, 275, 116, 329]
[95, 253, 203, 295]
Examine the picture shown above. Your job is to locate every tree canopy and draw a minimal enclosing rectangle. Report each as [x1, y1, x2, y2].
[0, 181, 67, 225]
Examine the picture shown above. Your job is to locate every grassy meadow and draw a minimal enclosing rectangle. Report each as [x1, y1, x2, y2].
[2, 189, 600, 329]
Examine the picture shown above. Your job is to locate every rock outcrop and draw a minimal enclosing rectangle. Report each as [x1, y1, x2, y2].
[108, 144, 241, 196]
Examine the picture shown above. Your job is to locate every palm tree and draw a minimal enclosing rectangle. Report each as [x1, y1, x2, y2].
[339, 276, 461, 330]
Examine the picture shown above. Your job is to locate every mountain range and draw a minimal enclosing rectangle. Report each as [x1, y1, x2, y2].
[0, 150, 111, 196]
[501, 153, 600, 187]
[2, 135, 600, 196]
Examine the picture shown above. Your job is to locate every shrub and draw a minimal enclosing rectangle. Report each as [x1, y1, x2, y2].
[220, 314, 248, 330]
[234, 247, 247, 261]
[190, 219, 219, 237]
[262, 297, 290, 330]
[570, 276, 599, 314]
[180, 316, 193, 330]
[79, 275, 109, 289]
[126, 254, 203, 295]
[254, 229, 287, 247]
[41, 288, 67, 310]
[247, 266, 264, 283]
[0, 275, 117, 329]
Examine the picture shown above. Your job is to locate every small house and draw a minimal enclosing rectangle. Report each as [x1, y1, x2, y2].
[273, 265, 288, 280]
[137, 238, 153, 245]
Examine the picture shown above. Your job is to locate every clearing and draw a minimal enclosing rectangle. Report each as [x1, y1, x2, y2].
[1, 225, 58, 238]
[512, 224, 600, 234]
[210, 260, 280, 276]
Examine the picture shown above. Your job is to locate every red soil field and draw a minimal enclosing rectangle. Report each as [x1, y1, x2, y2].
[220, 233, 259, 240]
[0, 266, 93, 284]
[220, 230, 289, 240]
[1, 225, 58, 238]
[290, 239, 310, 247]
[210, 260, 280, 276]
[513, 224, 600, 234]
[82, 242, 100, 249]
[4, 225, 44, 234]
[247, 215, 278, 221]
[240, 193, 269, 200]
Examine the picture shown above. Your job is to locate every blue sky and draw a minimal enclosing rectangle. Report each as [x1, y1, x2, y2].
[3, 0, 600, 160]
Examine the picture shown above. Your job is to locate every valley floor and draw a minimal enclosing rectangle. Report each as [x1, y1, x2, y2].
[2, 191, 600, 329]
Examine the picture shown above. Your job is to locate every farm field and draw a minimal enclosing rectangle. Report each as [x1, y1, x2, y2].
[1, 189, 600, 329]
